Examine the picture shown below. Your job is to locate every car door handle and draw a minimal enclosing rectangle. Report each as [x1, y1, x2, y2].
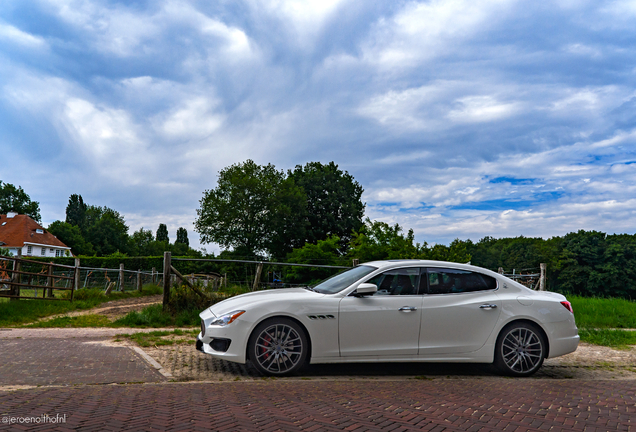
[398, 306, 417, 312]
[479, 304, 497, 309]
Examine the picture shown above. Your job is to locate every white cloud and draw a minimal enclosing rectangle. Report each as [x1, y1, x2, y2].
[0, 23, 46, 48]
[447, 96, 521, 123]
[155, 97, 225, 140]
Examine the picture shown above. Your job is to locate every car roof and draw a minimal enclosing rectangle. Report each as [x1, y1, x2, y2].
[361, 259, 499, 276]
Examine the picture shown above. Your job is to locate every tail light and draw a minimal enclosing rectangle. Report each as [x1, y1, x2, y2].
[560, 301, 573, 313]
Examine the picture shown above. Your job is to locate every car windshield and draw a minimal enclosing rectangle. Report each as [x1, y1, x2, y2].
[310, 265, 377, 294]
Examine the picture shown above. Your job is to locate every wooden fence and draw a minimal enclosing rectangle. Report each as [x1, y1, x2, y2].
[0, 255, 79, 301]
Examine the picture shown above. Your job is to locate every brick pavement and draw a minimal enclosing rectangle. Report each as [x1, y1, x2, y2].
[0, 379, 634, 431]
[0, 338, 165, 386]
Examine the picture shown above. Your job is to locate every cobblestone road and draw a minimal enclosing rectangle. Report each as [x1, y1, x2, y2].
[1, 328, 635, 431]
[1, 379, 634, 431]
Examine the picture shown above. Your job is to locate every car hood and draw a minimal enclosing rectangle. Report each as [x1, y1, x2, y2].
[206, 288, 324, 317]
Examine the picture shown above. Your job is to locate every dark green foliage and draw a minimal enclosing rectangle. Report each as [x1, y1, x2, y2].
[285, 236, 348, 283]
[176, 227, 189, 246]
[195, 160, 306, 257]
[288, 161, 364, 252]
[47, 221, 95, 256]
[65, 194, 87, 228]
[348, 218, 422, 262]
[156, 224, 169, 242]
[0, 181, 41, 222]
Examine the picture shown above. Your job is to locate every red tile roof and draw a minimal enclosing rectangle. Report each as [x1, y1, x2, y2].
[0, 214, 69, 249]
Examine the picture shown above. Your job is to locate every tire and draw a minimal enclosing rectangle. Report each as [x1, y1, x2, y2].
[248, 318, 308, 376]
[494, 322, 546, 377]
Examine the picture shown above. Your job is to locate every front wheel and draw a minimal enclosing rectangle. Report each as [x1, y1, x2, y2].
[494, 322, 546, 377]
[248, 318, 308, 376]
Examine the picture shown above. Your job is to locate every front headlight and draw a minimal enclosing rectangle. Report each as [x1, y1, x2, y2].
[210, 310, 245, 326]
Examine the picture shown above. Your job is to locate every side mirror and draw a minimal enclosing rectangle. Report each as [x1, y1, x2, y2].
[354, 283, 377, 297]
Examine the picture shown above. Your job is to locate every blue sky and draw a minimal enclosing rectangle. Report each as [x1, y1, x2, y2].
[1, 0, 636, 253]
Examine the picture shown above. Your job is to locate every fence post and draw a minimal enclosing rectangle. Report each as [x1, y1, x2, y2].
[163, 252, 171, 310]
[539, 263, 546, 291]
[352, 259, 359, 267]
[252, 262, 263, 291]
[118, 263, 124, 291]
[47, 263, 54, 297]
[72, 258, 80, 302]
[151, 267, 156, 284]
[498, 267, 504, 275]
[137, 269, 142, 292]
[10, 251, 21, 301]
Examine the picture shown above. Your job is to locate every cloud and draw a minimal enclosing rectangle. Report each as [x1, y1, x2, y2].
[1, 0, 636, 253]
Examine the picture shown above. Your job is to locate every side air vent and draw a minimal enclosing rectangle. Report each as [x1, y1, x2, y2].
[308, 315, 335, 320]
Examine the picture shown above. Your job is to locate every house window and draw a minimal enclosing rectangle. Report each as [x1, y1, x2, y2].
[41, 247, 46, 256]
[55, 250, 61, 257]
[27, 245, 32, 255]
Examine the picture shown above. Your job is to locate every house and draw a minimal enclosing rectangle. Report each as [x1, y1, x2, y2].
[0, 212, 72, 257]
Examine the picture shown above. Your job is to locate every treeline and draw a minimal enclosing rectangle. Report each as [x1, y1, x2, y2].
[47, 194, 200, 258]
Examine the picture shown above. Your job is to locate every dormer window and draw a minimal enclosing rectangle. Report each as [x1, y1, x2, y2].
[36, 229, 44, 234]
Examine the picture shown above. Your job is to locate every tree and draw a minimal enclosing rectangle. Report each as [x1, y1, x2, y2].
[289, 162, 364, 251]
[130, 227, 155, 256]
[65, 194, 87, 228]
[0, 181, 41, 222]
[348, 218, 422, 262]
[195, 160, 306, 257]
[47, 221, 95, 256]
[83, 206, 130, 256]
[286, 235, 346, 282]
[175, 227, 189, 246]
[156, 224, 169, 243]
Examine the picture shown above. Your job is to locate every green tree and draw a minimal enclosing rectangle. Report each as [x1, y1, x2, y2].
[83, 206, 130, 256]
[348, 218, 422, 262]
[422, 239, 472, 263]
[175, 227, 189, 246]
[286, 235, 346, 282]
[130, 227, 155, 256]
[47, 221, 95, 256]
[156, 224, 169, 243]
[195, 160, 306, 257]
[65, 194, 87, 228]
[289, 162, 364, 251]
[0, 181, 41, 222]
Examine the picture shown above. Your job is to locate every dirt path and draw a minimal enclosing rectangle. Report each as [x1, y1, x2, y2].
[34, 294, 163, 322]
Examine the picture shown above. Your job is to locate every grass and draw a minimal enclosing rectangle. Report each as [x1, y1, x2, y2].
[25, 314, 112, 328]
[0, 284, 162, 327]
[578, 329, 636, 350]
[569, 295, 636, 329]
[116, 329, 198, 347]
[112, 304, 200, 328]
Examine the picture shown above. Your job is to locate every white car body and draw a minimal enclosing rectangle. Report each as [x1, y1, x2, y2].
[197, 260, 579, 375]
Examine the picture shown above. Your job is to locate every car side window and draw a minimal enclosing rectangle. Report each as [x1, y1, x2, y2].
[364, 267, 421, 296]
[424, 268, 497, 294]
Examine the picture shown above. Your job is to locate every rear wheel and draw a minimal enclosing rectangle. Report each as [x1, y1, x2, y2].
[248, 318, 308, 376]
[494, 322, 545, 377]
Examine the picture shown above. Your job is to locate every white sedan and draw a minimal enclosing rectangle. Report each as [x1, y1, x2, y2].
[196, 260, 579, 377]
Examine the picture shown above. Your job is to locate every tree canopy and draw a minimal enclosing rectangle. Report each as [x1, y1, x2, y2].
[195, 160, 306, 257]
[156, 224, 169, 243]
[289, 162, 364, 251]
[0, 181, 41, 222]
[195, 160, 365, 258]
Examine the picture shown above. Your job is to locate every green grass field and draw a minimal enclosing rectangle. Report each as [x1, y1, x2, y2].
[0, 285, 162, 327]
[569, 295, 636, 329]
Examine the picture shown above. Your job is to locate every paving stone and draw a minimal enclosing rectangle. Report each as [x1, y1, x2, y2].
[1, 380, 634, 431]
[0, 338, 165, 386]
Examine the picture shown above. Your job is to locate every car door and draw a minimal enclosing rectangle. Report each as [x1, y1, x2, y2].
[418, 267, 501, 355]
[339, 267, 423, 357]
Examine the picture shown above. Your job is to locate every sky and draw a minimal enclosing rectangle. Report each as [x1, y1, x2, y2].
[1, 0, 636, 253]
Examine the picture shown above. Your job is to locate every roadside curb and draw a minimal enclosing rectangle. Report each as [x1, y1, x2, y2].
[131, 346, 174, 379]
